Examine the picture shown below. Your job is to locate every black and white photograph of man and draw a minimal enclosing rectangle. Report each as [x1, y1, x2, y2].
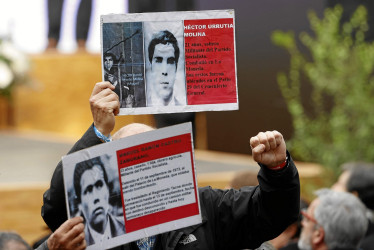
[65, 155, 125, 246]
[102, 22, 145, 109]
[103, 52, 121, 98]
[144, 21, 186, 107]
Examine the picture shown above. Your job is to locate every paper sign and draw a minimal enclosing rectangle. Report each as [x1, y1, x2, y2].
[101, 9, 238, 115]
[62, 123, 201, 250]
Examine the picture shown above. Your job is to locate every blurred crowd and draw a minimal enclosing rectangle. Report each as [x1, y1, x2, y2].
[228, 161, 374, 250]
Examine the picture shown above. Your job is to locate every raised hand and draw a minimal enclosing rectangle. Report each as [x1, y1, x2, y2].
[89, 81, 120, 136]
[47, 217, 86, 250]
[249, 130, 287, 169]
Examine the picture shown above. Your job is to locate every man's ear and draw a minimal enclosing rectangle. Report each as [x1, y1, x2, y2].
[312, 226, 325, 246]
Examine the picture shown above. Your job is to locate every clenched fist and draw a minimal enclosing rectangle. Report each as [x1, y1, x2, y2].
[250, 130, 287, 169]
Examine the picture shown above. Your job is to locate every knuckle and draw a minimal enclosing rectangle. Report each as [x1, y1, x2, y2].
[77, 222, 85, 230]
[274, 130, 282, 137]
[81, 240, 87, 249]
[49, 233, 57, 242]
[72, 225, 82, 235]
[65, 219, 75, 227]
[250, 137, 259, 145]
[89, 97, 96, 106]
[77, 232, 85, 241]
[97, 102, 106, 110]
[265, 131, 273, 138]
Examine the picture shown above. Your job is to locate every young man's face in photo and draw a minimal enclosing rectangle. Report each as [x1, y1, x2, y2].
[151, 43, 177, 103]
[104, 56, 114, 70]
[79, 165, 110, 232]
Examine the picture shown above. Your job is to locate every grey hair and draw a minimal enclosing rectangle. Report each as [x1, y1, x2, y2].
[0, 232, 32, 250]
[314, 188, 368, 249]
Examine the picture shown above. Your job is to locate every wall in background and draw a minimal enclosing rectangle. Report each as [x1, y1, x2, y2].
[195, 0, 324, 154]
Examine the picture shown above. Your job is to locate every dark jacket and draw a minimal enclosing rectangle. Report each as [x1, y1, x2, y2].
[41, 125, 300, 250]
[360, 219, 374, 250]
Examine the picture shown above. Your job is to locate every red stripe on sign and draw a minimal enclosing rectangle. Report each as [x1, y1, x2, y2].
[125, 202, 200, 233]
[116, 134, 192, 168]
[115, 133, 199, 233]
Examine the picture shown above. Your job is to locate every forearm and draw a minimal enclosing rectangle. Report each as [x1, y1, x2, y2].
[212, 152, 299, 248]
[256, 151, 300, 238]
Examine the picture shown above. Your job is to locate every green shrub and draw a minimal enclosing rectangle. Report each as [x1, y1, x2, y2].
[271, 5, 374, 182]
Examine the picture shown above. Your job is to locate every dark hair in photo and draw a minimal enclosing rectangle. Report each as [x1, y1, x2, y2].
[73, 156, 109, 203]
[148, 30, 180, 68]
[104, 52, 117, 61]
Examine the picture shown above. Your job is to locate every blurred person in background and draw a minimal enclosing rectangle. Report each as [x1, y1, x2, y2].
[298, 189, 368, 250]
[331, 162, 374, 248]
[227, 170, 259, 190]
[0, 232, 31, 250]
[46, 0, 92, 50]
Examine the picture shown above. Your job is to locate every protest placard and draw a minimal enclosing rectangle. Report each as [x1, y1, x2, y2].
[101, 9, 238, 115]
[62, 123, 201, 250]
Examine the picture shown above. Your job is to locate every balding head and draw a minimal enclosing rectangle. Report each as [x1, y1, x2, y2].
[0, 232, 31, 250]
[113, 123, 154, 140]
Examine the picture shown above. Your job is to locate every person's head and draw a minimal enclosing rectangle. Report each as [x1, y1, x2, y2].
[331, 168, 350, 193]
[74, 156, 110, 233]
[298, 189, 368, 250]
[332, 162, 374, 210]
[124, 95, 134, 108]
[113, 123, 154, 140]
[0, 232, 32, 250]
[227, 170, 258, 189]
[104, 52, 116, 71]
[148, 30, 180, 104]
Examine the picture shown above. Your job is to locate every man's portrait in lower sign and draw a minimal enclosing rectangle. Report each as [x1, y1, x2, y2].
[65, 154, 125, 246]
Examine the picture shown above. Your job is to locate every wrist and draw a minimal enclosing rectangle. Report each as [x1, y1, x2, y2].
[94, 125, 112, 142]
[267, 156, 288, 171]
[93, 122, 111, 136]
